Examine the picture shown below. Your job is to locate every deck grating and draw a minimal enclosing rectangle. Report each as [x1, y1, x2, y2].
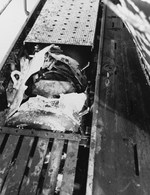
[0, 134, 80, 195]
[25, 0, 100, 46]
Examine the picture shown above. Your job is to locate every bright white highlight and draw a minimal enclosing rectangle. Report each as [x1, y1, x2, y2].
[103, 0, 150, 84]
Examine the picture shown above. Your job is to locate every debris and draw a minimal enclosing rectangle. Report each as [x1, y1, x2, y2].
[6, 93, 87, 132]
[6, 45, 56, 119]
[5, 45, 88, 132]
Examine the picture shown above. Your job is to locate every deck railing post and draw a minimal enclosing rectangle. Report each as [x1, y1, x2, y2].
[24, 0, 30, 16]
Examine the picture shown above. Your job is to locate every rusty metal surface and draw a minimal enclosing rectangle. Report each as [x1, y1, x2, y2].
[60, 140, 79, 195]
[1, 136, 34, 195]
[0, 133, 81, 195]
[0, 127, 81, 141]
[0, 127, 90, 147]
[42, 139, 64, 195]
[0, 135, 19, 192]
[25, 0, 100, 46]
[19, 138, 49, 195]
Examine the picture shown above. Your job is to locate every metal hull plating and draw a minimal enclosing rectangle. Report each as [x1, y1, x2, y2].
[104, 0, 150, 85]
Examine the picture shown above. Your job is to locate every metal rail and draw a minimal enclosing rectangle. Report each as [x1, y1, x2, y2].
[24, 0, 29, 16]
[86, 2, 107, 195]
[0, 0, 30, 17]
[0, 126, 90, 147]
[0, 0, 45, 71]
[0, 0, 13, 15]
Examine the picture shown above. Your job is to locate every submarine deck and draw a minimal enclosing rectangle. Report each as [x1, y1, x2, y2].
[93, 7, 150, 195]
[0, 1, 150, 195]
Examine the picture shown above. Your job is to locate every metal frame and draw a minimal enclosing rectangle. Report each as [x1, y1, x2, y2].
[24, 0, 29, 15]
[0, 0, 44, 71]
[86, 2, 107, 195]
[0, 0, 13, 15]
[0, 126, 90, 147]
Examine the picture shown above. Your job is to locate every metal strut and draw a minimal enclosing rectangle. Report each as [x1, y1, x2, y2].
[0, 0, 13, 15]
[24, 0, 30, 16]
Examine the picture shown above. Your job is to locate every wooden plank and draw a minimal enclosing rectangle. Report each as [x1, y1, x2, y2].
[1, 136, 34, 195]
[0, 135, 19, 191]
[60, 140, 79, 195]
[42, 139, 64, 195]
[19, 138, 49, 195]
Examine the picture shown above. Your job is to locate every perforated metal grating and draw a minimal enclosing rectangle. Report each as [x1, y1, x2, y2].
[25, 0, 100, 46]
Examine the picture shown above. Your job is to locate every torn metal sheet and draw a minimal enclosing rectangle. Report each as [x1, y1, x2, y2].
[25, 0, 100, 46]
[6, 93, 87, 132]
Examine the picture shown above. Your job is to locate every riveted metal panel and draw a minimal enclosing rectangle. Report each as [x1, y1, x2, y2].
[25, 0, 100, 46]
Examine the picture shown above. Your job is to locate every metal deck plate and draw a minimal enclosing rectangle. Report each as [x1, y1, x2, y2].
[25, 0, 100, 46]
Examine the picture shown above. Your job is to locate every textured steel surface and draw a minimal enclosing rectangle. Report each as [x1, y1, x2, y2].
[25, 0, 100, 46]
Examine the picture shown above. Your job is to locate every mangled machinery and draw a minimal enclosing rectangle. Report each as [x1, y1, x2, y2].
[5, 44, 88, 132]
